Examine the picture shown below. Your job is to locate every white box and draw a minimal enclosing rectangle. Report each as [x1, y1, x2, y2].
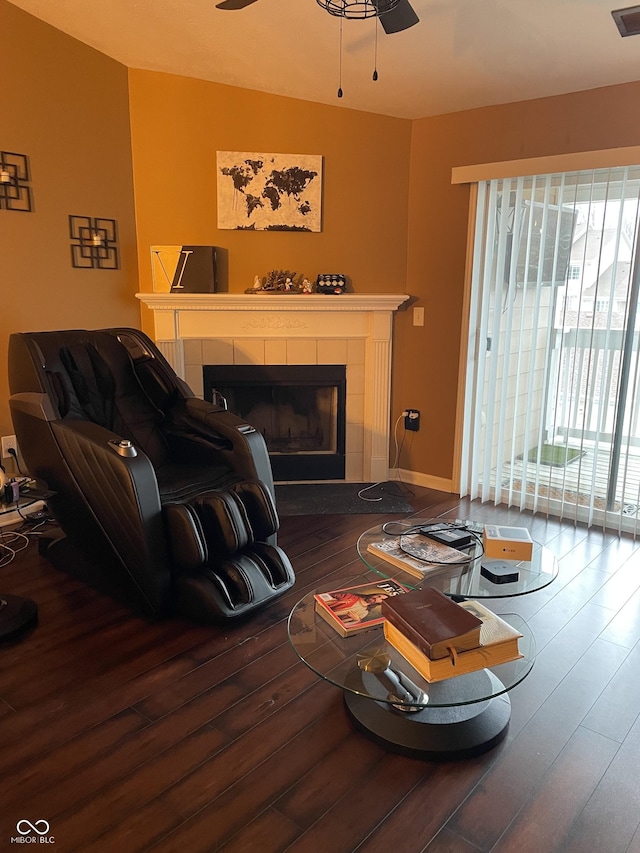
[482, 525, 533, 560]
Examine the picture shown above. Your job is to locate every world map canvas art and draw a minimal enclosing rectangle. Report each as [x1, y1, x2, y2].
[217, 151, 323, 232]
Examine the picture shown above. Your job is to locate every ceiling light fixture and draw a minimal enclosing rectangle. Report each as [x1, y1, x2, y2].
[316, 0, 402, 98]
[215, 0, 419, 99]
[315, 0, 400, 19]
[216, 0, 419, 33]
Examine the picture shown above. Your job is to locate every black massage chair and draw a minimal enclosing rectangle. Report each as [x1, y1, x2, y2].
[7, 327, 295, 623]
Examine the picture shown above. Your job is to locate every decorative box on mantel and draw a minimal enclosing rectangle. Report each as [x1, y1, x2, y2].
[136, 293, 410, 483]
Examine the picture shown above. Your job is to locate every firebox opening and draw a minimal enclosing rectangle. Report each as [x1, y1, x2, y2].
[203, 364, 346, 481]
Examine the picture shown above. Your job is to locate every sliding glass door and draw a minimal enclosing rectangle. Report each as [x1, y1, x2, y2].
[461, 166, 640, 531]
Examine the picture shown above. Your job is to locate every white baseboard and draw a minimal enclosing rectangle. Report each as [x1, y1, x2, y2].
[275, 472, 458, 492]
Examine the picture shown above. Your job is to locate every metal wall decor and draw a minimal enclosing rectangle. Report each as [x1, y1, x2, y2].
[69, 216, 119, 269]
[0, 151, 33, 212]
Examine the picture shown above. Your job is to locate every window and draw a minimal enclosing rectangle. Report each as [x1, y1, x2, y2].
[568, 264, 582, 280]
[461, 166, 640, 531]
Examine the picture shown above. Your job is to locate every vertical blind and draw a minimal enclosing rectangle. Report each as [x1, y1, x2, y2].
[460, 167, 640, 532]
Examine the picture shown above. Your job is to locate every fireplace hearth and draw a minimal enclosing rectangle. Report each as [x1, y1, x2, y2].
[204, 364, 346, 481]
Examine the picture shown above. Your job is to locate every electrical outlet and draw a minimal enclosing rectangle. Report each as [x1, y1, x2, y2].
[1, 435, 18, 459]
[404, 409, 420, 431]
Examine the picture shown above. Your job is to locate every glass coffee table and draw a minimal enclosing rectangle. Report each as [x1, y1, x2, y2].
[357, 518, 558, 599]
[288, 584, 534, 759]
[287, 519, 556, 760]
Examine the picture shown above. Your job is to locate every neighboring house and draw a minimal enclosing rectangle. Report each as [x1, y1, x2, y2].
[558, 205, 635, 330]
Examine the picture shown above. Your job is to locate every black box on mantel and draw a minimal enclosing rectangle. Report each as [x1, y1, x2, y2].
[151, 245, 217, 293]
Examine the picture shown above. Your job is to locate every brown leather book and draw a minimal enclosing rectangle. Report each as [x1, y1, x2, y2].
[384, 620, 523, 683]
[381, 586, 483, 660]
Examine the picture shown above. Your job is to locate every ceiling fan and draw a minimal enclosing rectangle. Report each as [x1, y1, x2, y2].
[214, 0, 419, 34]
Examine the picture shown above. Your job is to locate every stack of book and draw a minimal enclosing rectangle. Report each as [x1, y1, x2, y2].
[366, 534, 470, 580]
[381, 587, 523, 683]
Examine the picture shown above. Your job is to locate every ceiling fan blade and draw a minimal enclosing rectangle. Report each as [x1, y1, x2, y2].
[376, 0, 419, 34]
[215, 0, 260, 9]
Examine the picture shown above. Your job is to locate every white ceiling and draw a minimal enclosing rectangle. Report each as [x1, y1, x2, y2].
[8, 0, 640, 119]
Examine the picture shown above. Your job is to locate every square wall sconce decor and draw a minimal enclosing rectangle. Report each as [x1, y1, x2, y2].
[69, 216, 119, 269]
[0, 150, 33, 212]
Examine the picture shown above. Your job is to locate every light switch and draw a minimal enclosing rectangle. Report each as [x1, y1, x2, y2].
[413, 306, 425, 326]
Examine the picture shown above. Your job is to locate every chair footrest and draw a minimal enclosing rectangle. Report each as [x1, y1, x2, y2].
[164, 480, 280, 571]
[164, 480, 294, 623]
[176, 544, 295, 623]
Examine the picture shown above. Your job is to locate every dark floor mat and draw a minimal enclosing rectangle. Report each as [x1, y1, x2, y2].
[275, 482, 414, 516]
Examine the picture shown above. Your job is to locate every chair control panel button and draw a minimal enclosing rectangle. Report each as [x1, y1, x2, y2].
[109, 439, 138, 457]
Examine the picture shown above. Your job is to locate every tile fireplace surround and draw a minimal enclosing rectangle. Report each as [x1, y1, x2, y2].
[136, 293, 410, 483]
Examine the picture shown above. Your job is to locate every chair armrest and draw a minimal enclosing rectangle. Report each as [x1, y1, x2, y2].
[9, 390, 59, 422]
[52, 419, 162, 516]
[48, 419, 172, 614]
[177, 398, 275, 495]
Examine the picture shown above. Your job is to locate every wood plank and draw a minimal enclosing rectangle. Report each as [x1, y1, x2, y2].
[354, 757, 494, 853]
[561, 715, 640, 853]
[2, 488, 640, 853]
[278, 754, 429, 853]
[70, 681, 341, 850]
[150, 705, 356, 851]
[491, 726, 619, 853]
[447, 636, 631, 849]
[215, 808, 301, 853]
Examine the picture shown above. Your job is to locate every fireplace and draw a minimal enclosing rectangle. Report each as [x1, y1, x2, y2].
[203, 364, 346, 480]
[136, 292, 410, 483]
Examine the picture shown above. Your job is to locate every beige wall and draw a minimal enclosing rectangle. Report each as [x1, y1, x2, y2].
[403, 83, 640, 483]
[0, 1, 139, 452]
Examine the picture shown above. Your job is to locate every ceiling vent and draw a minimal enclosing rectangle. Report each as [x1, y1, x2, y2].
[612, 6, 640, 36]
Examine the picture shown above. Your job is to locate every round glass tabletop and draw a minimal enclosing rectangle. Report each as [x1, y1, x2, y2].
[287, 582, 536, 711]
[356, 518, 558, 599]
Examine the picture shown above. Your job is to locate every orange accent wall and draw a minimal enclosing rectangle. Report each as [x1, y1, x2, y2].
[6, 0, 640, 489]
[127, 68, 412, 331]
[402, 82, 640, 483]
[1, 1, 138, 445]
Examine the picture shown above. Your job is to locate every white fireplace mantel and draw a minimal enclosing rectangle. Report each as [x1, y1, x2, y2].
[137, 293, 408, 313]
[137, 292, 410, 483]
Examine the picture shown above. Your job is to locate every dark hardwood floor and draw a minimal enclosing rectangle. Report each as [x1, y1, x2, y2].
[2, 486, 640, 852]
